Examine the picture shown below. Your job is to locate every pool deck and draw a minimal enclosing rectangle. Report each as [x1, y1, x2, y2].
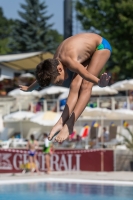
[0, 171, 133, 185]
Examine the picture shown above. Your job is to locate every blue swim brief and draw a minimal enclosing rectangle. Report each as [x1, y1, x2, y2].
[28, 150, 36, 157]
[96, 37, 112, 52]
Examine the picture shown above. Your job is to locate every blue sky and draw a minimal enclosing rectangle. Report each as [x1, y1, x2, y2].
[0, 0, 64, 34]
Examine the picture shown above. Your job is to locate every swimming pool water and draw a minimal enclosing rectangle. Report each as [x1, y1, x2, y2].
[0, 182, 133, 200]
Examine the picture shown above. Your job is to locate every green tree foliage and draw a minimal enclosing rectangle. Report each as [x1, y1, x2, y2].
[46, 29, 63, 54]
[76, 0, 133, 80]
[8, 0, 63, 53]
[0, 8, 14, 54]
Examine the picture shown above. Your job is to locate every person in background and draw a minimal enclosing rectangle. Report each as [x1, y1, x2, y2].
[69, 129, 77, 141]
[103, 127, 109, 142]
[123, 95, 133, 110]
[27, 134, 40, 173]
[43, 133, 54, 174]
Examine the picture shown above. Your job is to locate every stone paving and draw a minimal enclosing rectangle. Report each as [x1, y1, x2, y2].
[0, 171, 133, 183]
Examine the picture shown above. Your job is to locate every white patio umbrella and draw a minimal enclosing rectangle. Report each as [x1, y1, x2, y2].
[111, 80, 127, 91]
[82, 107, 133, 120]
[81, 107, 112, 118]
[0, 75, 13, 81]
[39, 86, 69, 97]
[4, 111, 35, 138]
[58, 86, 118, 100]
[111, 79, 133, 109]
[4, 111, 35, 121]
[30, 111, 61, 126]
[123, 79, 133, 90]
[111, 79, 133, 91]
[92, 86, 118, 96]
[58, 90, 69, 100]
[112, 109, 133, 119]
[8, 88, 40, 97]
[19, 73, 35, 78]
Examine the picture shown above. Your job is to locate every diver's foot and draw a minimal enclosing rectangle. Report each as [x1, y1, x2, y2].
[55, 123, 73, 143]
[48, 122, 63, 141]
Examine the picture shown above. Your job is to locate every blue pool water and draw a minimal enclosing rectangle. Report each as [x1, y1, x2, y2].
[0, 182, 133, 200]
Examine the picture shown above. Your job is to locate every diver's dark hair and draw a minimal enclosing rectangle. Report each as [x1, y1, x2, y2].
[35, 59, 59, 87]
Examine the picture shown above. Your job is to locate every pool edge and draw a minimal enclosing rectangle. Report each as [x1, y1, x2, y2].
[0, 178, 133, 186]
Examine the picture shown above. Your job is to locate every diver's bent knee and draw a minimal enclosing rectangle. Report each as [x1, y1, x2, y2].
[80, 81, 93, 91]
[70, 81, 81, 91]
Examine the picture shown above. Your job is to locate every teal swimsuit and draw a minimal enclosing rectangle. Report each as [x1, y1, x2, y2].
[96, 37, 112, 52]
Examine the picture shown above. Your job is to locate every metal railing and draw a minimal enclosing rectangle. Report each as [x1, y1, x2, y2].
[0, 95, 132, 117]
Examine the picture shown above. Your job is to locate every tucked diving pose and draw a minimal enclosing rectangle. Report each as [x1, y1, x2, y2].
[20, 33, 112, 143]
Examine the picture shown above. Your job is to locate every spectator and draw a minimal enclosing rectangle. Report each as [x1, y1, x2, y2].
[60, 98, 67, 111]
[69, 129, 77, 141]
[123, 95, 133, 110]
[103, 127, 109, 142]
[43, 133, 53, 174]
[27, 134, 40, 173]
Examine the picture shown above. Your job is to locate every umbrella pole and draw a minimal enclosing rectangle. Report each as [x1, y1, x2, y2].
[43, 100, 47, 112]
[85, 125, 89, 149]
[57, 100, 60, 113]
[96, 117, 99, 147]
[125, 90, 130, 109]
[127, 95, 130, 109]
[20, 121, 23, 139]
[100, 117, 104, 145]
[19, 103, 22, 112]
[97, 98, 100, 108]
[100, 116, 104, 172]
[111, 97, 115, 110]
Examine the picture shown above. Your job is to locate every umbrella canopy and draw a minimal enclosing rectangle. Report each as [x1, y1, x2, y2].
[19, 73, 35, 78]
[81, 107, 133, 120]
[0, 75, 13, 81]
[112, 109, 133, 119]
[0, 51, 53, 70]
[30, 111, 61, 126]
[8, 88, 40, 97]
[124, 79, 133, 90]
[111, 79, 133, 91]
[91, 86, 118, 96]
[39, 86, 69, 97]
[58, 85, 118, 100]
[81, 107, 111, 118]
[111, 79, 133, 109]
[58, 90, 69, 100]
[4, 111, 35, 122]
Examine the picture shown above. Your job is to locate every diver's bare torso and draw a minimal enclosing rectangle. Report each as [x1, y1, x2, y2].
[54, 33, 102, 65]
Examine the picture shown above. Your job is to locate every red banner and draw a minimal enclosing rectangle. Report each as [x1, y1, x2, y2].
[0, 149, 113, 173]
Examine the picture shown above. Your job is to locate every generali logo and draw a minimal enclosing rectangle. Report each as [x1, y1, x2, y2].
[0, 153, 12, 170]
[0, 152, 82, 171]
